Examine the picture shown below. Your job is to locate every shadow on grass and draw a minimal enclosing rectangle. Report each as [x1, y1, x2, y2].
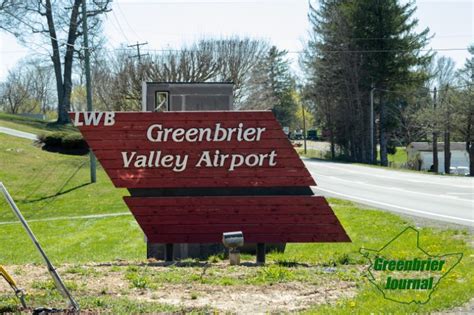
[92, 260, 271, 268]
[41, 145, 89, 156]
[274, 260, 311, 268]
[25, 182, 91, 203]
[24, 161, 88, 203]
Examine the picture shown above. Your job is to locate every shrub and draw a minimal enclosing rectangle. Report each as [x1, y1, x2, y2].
[62, 133, 87, 149]
[38, 132, 66, 146]
[37, 131, 88, 152]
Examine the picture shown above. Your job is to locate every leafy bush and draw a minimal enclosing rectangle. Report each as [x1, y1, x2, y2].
[38, 131, 88, 152]
[38, 132, 65, 146]
[62, 133, 87, 149]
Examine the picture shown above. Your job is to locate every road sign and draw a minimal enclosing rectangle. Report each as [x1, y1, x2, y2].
[70, 111, 350, 244]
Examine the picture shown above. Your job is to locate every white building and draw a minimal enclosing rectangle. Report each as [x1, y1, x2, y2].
[406, 142, 469, 174]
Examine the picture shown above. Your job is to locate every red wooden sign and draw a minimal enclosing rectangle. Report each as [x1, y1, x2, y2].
[70, 111, 350, 244]
[125, 196, 349, 243]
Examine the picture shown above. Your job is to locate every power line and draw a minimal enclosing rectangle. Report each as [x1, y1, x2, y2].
[115, 47, 472, 54]
[117, 0, 296, 4]
[115, 2, 143, 41]
[1, 46, 470, 60]
[306, 48, 469, 54]
[110, 9, 130, 43]
[3, 10, 86, 50]
[374, 84, 473, 97]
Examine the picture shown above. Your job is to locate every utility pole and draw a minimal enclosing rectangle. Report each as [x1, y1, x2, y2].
[129, 41, 149, 109]
[128, 41, 149, 63]
[432, 87, 439, 174]
[370, 84, 375, 164]
[82, 0, 96, 183]
[444, 85, 451, 174]
[302, 102, 307, 155]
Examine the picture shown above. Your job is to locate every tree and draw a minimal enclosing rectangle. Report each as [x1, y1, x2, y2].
[246, 46, 298, 127]
[0, 0, 111, 123]
[302, 0, 432, 164]
[0, 58, 53, 114]
[0, 69, 32, 114]
[89, 38, 269, 111]
[391, 87, 431, 146]
[434, 56, 456, 174]
[25, 58, 54, 114]
[455, 44, 474, 176]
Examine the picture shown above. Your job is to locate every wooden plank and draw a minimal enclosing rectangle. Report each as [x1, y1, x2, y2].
[77, 120, 284, 132]
[124, 196, 328, 207]
[129, 205, 333, 216]
[113, 176, 316, 188]
[126, 195, 350, 243]
[105, 168, 312, 179]
[140, 224, 346, 234]
[132, 214, 340, 225]
[144, 233, 351, 243]
[94, 147, 299, 158]
[86, 139, 294, 149]
[98, 156, 308, 168]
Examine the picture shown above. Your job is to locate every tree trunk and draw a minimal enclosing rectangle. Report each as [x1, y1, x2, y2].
[444, 131, 451, 174]
[432, 87, 438, 173]
[45, 0, 64, 123]
[467, 111, 473, 176]
[379, 99, 388, 166]
[330, 133, 335, 160]
[432, 133, 439, 173]
[327, 110, 335, 159]
[56, 0, 82, 124]
[470, 142, 474, 177]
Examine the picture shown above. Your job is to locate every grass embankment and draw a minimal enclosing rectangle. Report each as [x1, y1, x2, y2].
[0, 117, 472, 314]
[297, 144, 408, 167]
[0, 113, 76, 135]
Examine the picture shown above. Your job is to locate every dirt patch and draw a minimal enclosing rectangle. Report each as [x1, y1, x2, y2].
[0, 262, 357, 313]
[136, 281, 355, 313]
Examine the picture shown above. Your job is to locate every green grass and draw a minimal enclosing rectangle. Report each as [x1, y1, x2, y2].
[388, 147, 408, 165]
[297, 146, 408, 167]
[0, 293, 189, 314]
[0, 117, 472, 313]
[0, 112, 76, 135]
[297, 148, 331, 159]
[0, 134, 128, 221]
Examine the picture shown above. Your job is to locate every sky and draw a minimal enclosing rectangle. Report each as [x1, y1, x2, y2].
[0, 0, 472, 81]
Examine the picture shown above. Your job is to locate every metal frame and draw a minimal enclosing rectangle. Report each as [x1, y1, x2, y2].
[154, 91, 170, 112]
[0, 182, 79, 313]
[0, 265, 27, 308]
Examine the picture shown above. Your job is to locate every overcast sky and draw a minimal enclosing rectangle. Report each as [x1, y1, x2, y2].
[0, 0, 472, 80]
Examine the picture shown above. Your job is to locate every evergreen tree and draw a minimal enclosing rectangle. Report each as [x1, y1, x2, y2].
[302, 0, 432, 163]
[246, 46, 298, 128]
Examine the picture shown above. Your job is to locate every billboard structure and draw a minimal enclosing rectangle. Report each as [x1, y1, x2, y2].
[71, 111, 350, 262]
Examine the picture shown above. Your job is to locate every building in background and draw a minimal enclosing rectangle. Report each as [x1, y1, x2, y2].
[407, 142, 469, 175]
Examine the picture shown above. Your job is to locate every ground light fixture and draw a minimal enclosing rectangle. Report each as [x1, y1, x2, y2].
[222, 231, 244, 265]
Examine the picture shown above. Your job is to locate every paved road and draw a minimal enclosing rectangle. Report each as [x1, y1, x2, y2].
[304, 159, 474, 226]
[0, 127, 37, 140]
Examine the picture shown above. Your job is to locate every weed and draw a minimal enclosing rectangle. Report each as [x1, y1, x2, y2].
[251, 265, 294, 284]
